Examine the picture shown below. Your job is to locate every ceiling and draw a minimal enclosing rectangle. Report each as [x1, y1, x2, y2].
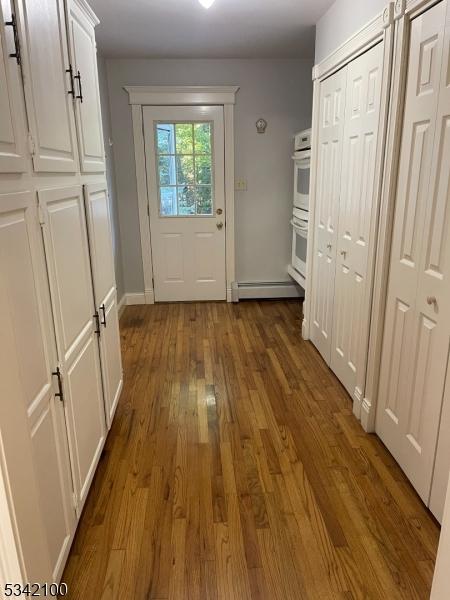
[89, 0, 335, 59]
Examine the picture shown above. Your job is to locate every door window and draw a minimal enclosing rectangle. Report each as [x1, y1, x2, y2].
[155, 122, 214, 216]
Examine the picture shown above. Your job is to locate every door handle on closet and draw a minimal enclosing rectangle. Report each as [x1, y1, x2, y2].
[52, 367, 64, 402]
[74, 70, 83, 103]
[100, 304, 107, 327]
[427, 296, 437, 307]
[66, 64, 75, 97]
[93, 311, 101, 335]
[5, 14, 21, 65]
[327, 243, 332, 250]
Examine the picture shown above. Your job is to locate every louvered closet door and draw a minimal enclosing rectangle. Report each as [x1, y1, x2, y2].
[39, 186, 106, 515]
[0, 191, 75, 581]
[376, 0, 450, 503]
[84, 183, 123, 427]
[67, 0, 105, 172]
[310, 67, 347, 362]
[330, 42, 384, 397]
[0, 0, 27, 172]
[16, 0, 78, 172]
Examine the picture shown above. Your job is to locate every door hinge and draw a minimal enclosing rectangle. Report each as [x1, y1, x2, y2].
[38, 204, 45, 225]
[93, 311, 101, 337]
[27, 132, 35, 156]
[72, 492, 78, 512]
[147, 204, 150, 217]
[5, 13, 21, 65]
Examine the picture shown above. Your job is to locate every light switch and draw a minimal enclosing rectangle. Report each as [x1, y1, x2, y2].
[235, 178, 247, 192]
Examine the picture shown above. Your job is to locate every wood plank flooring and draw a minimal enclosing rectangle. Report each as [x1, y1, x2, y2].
[62, 300, 440, 599]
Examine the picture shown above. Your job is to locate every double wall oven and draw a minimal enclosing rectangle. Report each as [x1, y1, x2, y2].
[288, 128, 311, 289]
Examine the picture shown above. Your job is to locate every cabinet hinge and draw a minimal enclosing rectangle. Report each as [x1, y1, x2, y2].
[27, 132, 35, 156]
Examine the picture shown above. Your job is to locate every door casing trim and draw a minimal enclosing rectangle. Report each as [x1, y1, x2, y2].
[127, 86, 239, 303]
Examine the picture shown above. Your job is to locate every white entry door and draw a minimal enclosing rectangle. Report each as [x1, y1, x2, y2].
[143, 106, 226, 302]
[376, 0, 450, 504]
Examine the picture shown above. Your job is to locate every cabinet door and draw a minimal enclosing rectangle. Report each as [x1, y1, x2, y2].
[39, 186, 106, 515]
[330, 42, 384, 397]
[67, 0, 105, 173]
[16, 0, 78, 172]
[0, 0, 27, 172]
[84, 183, 123, 426]
[376, 1, 450, 504]
[310, 66, 347, 362]
[0, 191, 75, 581]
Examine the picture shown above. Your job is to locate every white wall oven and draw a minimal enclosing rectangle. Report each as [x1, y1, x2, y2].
[288, 128, 311, 288]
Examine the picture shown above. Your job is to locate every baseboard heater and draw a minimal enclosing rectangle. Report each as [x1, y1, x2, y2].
[233, 281, 304, 302]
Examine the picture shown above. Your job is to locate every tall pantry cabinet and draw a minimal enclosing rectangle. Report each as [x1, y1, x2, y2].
[0, 0, 122, 586]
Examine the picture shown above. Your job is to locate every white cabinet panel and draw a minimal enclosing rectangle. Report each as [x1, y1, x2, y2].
[376, 0, 450, 507]
[330, 42, 384, 397]
[39, 185, 106, 514]
[16, 0, 78, 172]
[84, 182, 123, 427]
[0, 0, 27, 172]
[67, 0, 104, 173]
[0, 191, 75, 581]
[310, 67, 347, 361]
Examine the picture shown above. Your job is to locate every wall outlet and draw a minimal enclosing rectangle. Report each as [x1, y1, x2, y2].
[235, 178, 247, 192]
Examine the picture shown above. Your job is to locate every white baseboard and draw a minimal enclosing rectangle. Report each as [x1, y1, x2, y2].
[237, 281, 304, 300]
[122, 289, 155, 307]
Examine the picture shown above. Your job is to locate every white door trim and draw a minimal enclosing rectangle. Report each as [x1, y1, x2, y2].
[127, 86, 239, 303]
[303, 3, 395, 421]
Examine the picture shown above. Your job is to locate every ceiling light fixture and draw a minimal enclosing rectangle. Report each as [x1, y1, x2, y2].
[198, 0, 216, 8]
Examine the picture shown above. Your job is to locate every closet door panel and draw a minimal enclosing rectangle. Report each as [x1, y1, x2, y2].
[310, 67, 347, 362]
[84, 183, 123, 427]
[376, 1, 447, 503]
[16, 0, 78, 172]
[67, 1, 104, 172]
[330, 42, 384, 396]
[39, 186, 106, 514]
[0, 191, 75, 581]
[0, 0, 27, 172]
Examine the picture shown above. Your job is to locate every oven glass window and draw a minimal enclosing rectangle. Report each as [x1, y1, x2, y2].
[297, 166, 310, 195]
[295, 231, 308, 263]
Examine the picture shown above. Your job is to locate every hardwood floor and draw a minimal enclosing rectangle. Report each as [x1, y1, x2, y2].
[62, 300, 440, 599]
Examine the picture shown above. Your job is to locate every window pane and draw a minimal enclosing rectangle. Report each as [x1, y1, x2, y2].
[176, 155, 194, 185]
[178, 186, 195, 215]
[194, 123, 211, 154]
[195, 155, 212, 185]
[158, 156, 176, 186]
[160, 187, 177, 216]
[196, 186, 213, 215]
[176, 124, 193, 154]
[157, 124, 174, 154]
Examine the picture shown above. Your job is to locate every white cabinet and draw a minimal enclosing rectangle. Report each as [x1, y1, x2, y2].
[0, 191, 75, 581]
[16, 0, 78, 172]
[0, 0, 27, 172]
[84, 182, 123, 426]
[39, 185, 106, 514]
[310, 42, 384, 400]
[67, 0, 105, 172]
[376, 0, 450, 519]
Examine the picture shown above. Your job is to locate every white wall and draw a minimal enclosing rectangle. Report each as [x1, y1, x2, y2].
[104, 58, 313, 294]
[97, 56, 125, 300]
[315, 0, 387, 64]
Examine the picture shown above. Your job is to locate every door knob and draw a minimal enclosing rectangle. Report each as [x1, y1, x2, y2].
[427, 296, 437, 306]
[216, 208, 223, 215]
[216, 222, 224, 230]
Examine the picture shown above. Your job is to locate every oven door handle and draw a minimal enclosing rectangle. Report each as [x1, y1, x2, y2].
[291, 219, 309, 238]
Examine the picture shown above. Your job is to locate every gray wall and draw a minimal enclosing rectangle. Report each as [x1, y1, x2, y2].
[104, 58, 313, 294]
[315, 0, 387, 64]
[97, 56, 125, 300]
